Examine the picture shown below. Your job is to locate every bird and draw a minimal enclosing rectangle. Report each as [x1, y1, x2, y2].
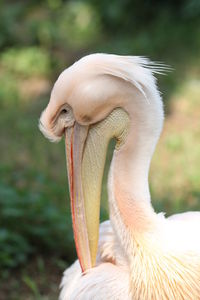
[39, 53, 200, 300]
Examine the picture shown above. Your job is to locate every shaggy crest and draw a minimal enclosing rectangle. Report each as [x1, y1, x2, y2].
[74, 53, 170, 100]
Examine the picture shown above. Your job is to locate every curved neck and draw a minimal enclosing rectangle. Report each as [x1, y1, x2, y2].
[108, 89, 164, 253]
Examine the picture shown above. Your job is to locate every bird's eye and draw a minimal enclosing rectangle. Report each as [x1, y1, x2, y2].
[61, 108, 68, 114]
[58, 105, 73, 121]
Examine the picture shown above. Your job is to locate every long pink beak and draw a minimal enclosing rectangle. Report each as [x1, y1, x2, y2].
[64, 113, 115, 273]
[65, 123, 92, 272]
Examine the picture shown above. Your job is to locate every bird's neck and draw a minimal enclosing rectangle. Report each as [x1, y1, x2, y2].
[108, 89, 164, 256]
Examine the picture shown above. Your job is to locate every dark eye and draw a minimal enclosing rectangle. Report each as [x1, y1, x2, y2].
[61, 108, 68, 114]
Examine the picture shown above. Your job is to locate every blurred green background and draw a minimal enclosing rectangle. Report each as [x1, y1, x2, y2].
[0, 0, 200, 299]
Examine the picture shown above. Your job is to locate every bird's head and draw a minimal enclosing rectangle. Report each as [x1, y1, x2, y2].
[39, 53, 163, 272]
[39, 54, 136, 141]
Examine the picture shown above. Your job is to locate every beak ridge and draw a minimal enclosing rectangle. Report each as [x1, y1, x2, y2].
[65, 124, 92, 272]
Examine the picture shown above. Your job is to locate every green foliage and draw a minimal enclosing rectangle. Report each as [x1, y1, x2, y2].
[0, 46, 51, 108]
[0, 182, 75, 270]
[57, 2, 101, 48]
[1, 47, 51, 77]
[23, 275, 41, 299]
[0, 72, 20, 107]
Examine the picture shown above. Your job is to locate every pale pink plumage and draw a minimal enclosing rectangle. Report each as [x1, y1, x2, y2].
[39, 54, 200, 300]
[60, 221, 131, 299]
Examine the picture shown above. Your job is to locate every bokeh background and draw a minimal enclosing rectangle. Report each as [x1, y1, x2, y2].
[0, 0, 200, 299]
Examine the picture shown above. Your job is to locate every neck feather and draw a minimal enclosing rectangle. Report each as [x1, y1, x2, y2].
[108, 88, 164, 253]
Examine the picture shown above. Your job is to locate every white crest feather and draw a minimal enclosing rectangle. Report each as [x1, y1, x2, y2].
[76, 53, 171, 102]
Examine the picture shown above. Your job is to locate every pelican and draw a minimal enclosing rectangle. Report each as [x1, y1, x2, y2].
[39, 54, 200, 300]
